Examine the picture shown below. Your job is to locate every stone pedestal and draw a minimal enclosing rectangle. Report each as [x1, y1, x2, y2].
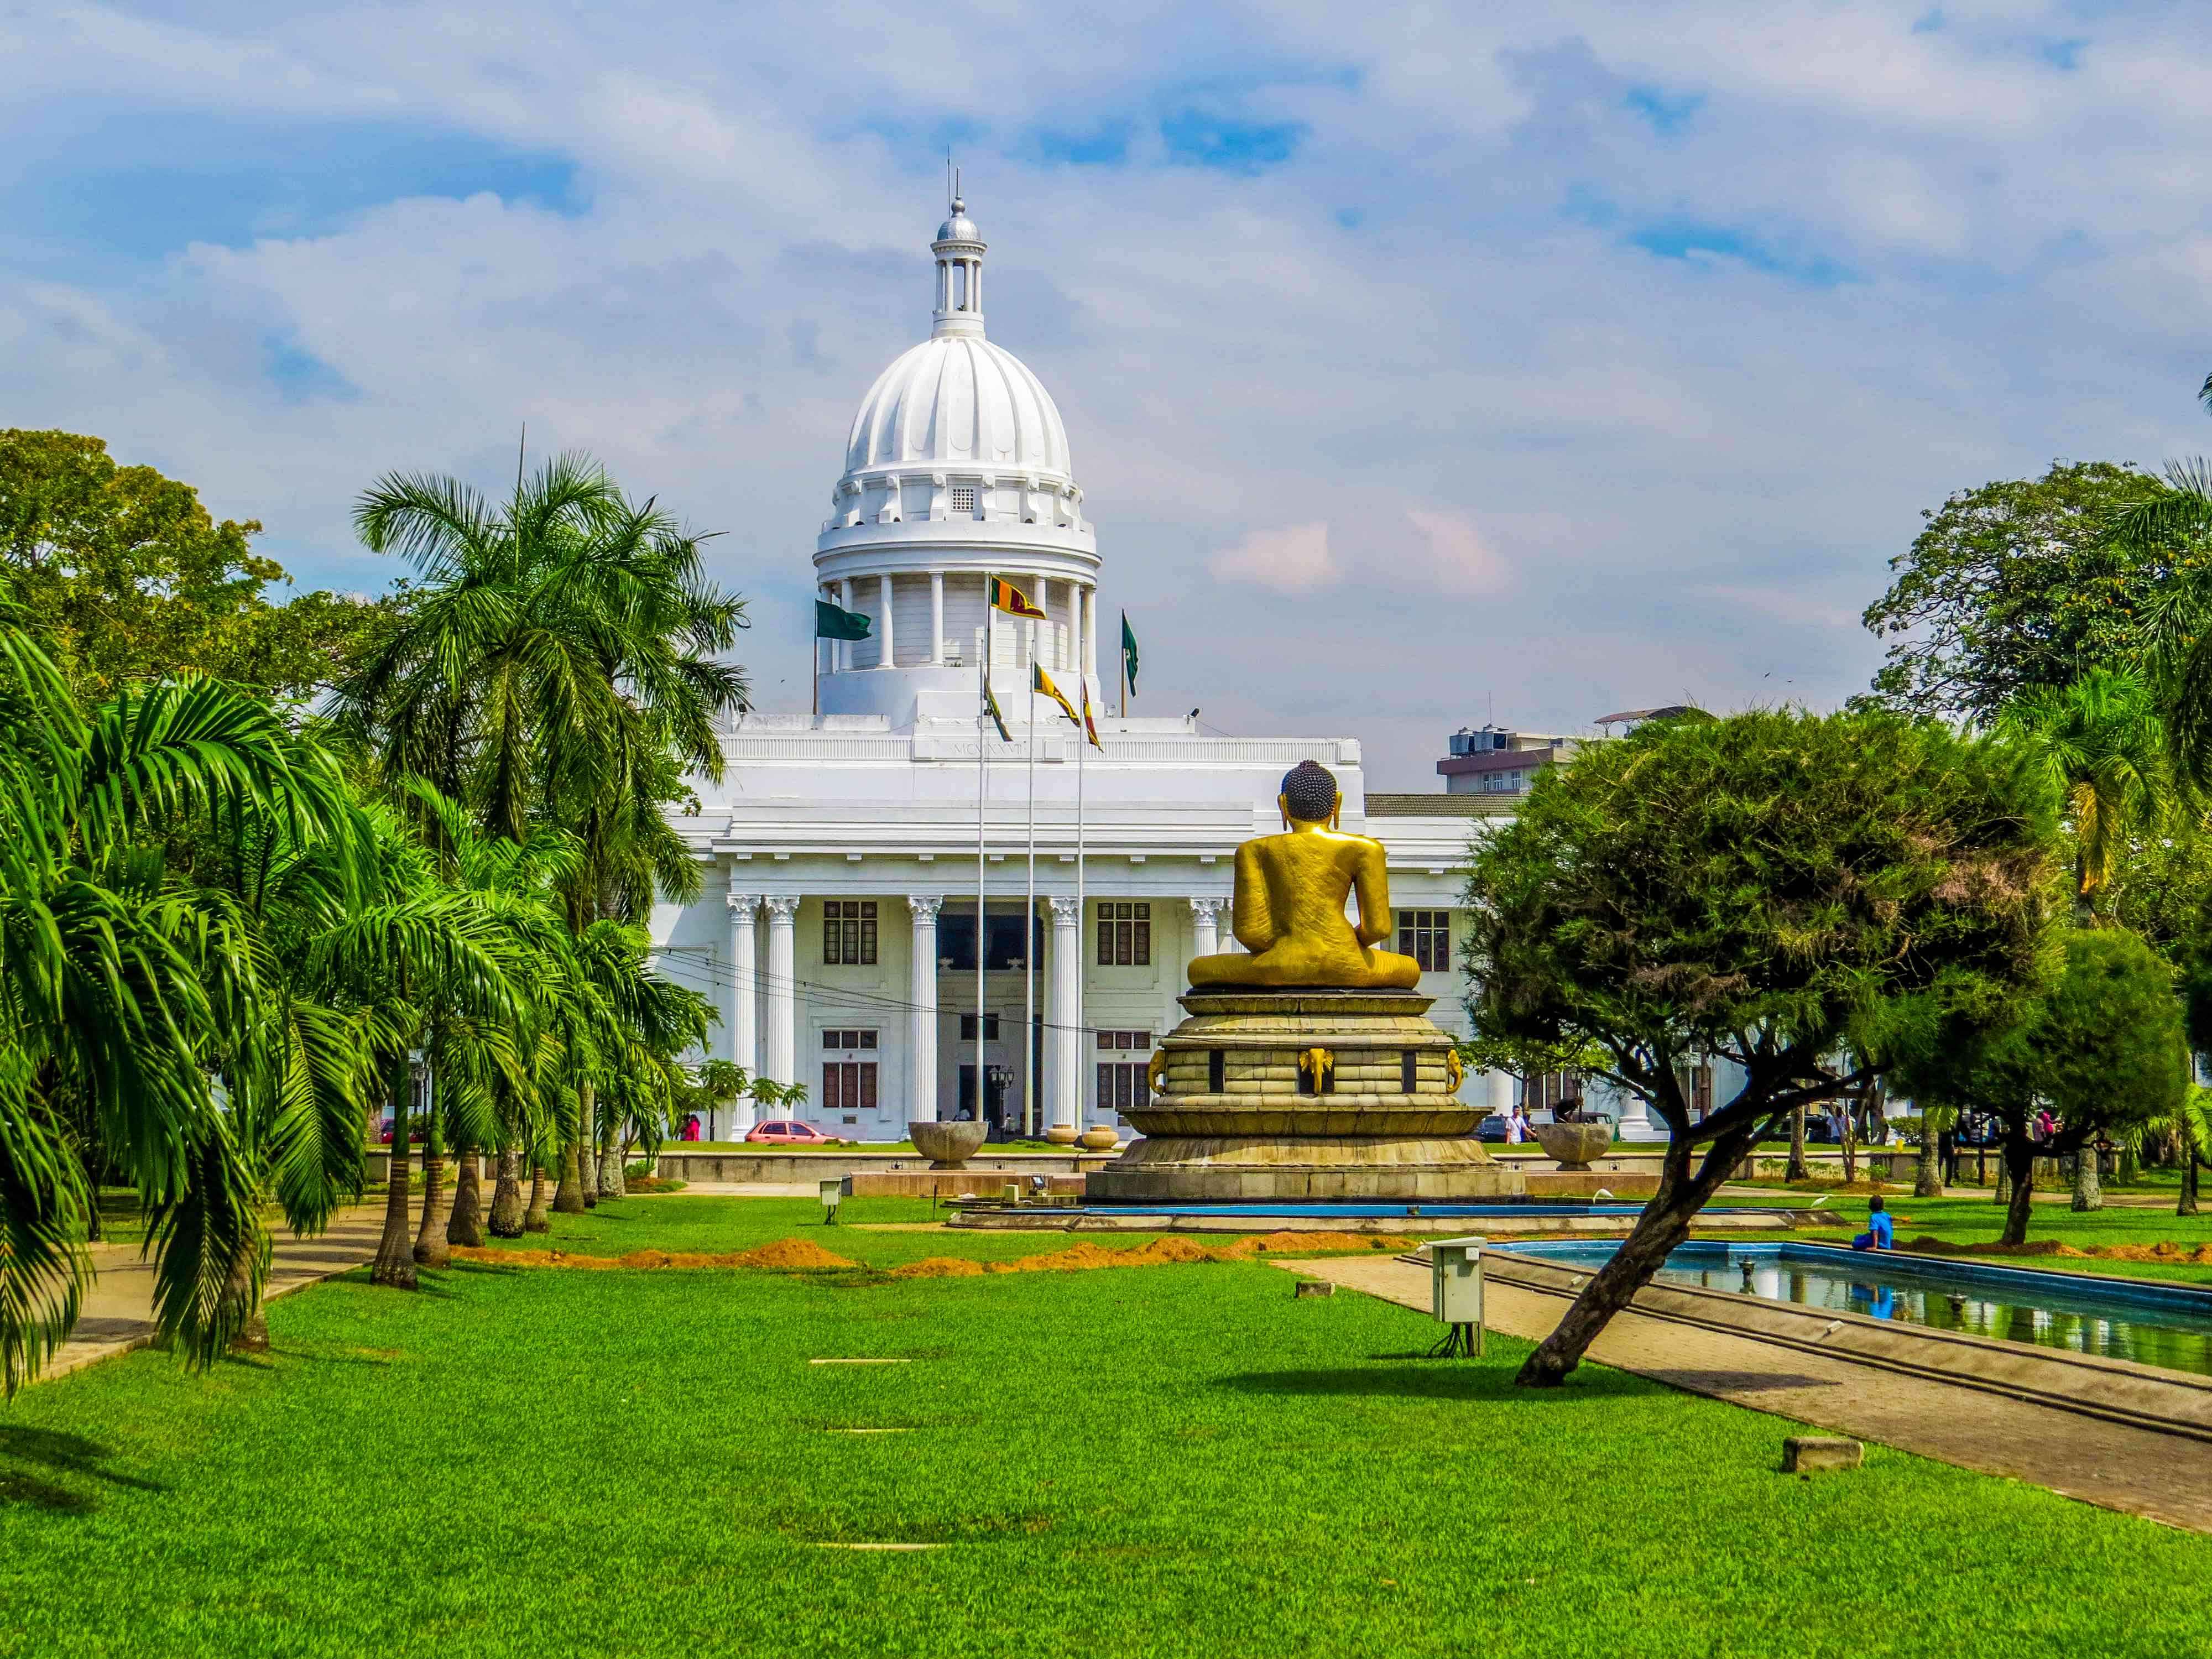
[1086, 987, 1525, 1202]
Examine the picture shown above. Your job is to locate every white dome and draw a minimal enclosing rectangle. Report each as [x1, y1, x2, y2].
[843, 334, 1073, 481]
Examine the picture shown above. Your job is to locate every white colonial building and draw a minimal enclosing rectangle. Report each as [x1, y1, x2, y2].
[648, 196, 1520, 1142]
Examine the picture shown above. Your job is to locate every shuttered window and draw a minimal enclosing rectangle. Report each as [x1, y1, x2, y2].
[823, 901, 878, 966]
[1097, 902, 1151, 967]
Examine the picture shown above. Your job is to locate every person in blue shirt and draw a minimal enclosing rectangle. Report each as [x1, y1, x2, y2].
[1851, 1195, 1894, 1252]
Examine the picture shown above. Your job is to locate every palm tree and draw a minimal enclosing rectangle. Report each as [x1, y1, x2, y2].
[1996, 669, 2168, 923]
[340, 454, 749, 1208]
[0, 590, 372, 1387]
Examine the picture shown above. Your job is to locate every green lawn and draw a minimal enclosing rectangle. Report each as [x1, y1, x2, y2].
[1767, 1193, 2212, 1287]
[4, 1197, 2210, 1657]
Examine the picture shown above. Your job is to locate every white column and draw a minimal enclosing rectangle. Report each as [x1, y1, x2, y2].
[1189, 896, 1220, 959]
[764, 895, 799, 1086]
[726, 890, 759, 1128]
[1083, 582, 1098, 686]
[1488, 1068, 1515, 1118]
[836, 580, 853, 672]
[907, 895, 942, 1123]
[930, 572, 945, 665]
[879, 573, 895, 668]
[1047, 895, 1082, 1141]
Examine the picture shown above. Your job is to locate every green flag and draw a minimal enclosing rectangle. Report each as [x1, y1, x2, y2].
[1120, 611, 1140, 694]
[815, 599, 871, 641]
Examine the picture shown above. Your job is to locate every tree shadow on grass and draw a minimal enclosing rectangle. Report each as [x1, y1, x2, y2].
[0, 1427, 166, 1515]
[1214, 1364, 1677, 1406]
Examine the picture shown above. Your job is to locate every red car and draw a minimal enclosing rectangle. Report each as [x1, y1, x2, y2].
[744, 1119, 837, 1145]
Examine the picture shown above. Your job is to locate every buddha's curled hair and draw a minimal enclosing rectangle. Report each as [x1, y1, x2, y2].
[1280, 760, 1338, 823]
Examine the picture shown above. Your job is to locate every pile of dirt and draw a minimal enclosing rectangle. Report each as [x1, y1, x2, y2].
[732, 1238, 860, 1270]
[956, 1232, 1420, 1277]
[887, 1257, 988, 1279]
[1900, 1235, 2212, 1264]
[447, 1237, 858, 1271]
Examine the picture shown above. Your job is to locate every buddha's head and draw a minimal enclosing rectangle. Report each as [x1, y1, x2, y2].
[1278, 759, 1342, 830]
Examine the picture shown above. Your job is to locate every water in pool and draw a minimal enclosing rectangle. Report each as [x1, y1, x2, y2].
[1505, 1241, 2212, 1377]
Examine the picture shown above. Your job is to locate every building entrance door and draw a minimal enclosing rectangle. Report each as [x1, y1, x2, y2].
[957, 1065, 1008, 1130]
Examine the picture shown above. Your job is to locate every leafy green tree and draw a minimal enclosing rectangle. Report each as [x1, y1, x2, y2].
[0, 430, 397, 700]
[1892, 928, 2188, 1242]
[1463, 708, 2059, 1387]
[1862, 461, 2182, 723]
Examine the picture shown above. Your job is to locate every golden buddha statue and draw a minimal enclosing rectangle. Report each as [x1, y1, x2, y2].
[1187, 760, 1423, 990]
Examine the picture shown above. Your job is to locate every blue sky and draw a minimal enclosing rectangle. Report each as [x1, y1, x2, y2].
[6, 2, 2210, 786]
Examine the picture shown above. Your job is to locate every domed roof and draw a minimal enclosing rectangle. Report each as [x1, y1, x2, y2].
[844, 333, 1073, 479]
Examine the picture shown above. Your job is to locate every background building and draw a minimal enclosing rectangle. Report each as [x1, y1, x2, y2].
[650, 196, 1509, 1141]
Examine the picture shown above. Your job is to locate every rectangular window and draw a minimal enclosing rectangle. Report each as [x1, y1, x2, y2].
[1094, 1032, 1154, 1116]
[1396, 910, 1452, 974]
[1096, 901, 1151, 967]
[958, 1013, 1003, 1041]
[822, 900, 878, 966]
[822, 1027, 879, 1114]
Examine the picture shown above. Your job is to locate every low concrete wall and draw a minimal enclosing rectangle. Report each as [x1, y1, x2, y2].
[849, 1171, 1088, 1198]
[654, 1148, 1115, 1183]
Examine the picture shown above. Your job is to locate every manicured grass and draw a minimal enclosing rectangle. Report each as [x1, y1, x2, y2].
[5, 1197, 2211, 1657]
[1766, 1194, 2212, 1287]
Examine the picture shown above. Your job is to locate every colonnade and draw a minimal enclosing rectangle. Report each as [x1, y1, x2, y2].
[718, 888, 1240, 1134]
[821, 568, 1098, 677]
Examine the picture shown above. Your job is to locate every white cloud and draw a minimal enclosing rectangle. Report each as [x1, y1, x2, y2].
[1405, 508, 1513, 596]
[9, 1, 2212, 787]
[1209, 523, 1336, 592]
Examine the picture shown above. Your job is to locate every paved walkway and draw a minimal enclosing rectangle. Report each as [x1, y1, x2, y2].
[1283, 1253, 2212, 1534]
[46, 1204, 390, 1385]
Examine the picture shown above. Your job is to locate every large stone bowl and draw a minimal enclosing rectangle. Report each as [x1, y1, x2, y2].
[909, 1119, 989, 1170]
[1532, 1121, 1614, 1172]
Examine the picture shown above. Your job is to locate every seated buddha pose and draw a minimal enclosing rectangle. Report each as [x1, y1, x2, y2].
[1188, 760, 1423, 990]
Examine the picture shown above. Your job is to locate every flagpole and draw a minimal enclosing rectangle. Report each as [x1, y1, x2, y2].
[1023, 618, 1037, 1140]
[1075, 663, 1087, 1142]
[975, 650, 987, 1135]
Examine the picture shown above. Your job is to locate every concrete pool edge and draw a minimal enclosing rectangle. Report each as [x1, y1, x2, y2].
[945, 1206, 1820, 1235]
[1457, 1244, 2212, 1445]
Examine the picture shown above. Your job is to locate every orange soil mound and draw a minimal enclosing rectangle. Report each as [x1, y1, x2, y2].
[732, 1238, 860, 1270]
[887, 1257, 988, 1279]
[448, 1237, 858, 1271]
[969, 1232, 1419, 1276]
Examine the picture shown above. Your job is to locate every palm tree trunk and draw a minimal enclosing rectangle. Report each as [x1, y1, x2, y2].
[1839, 1098, 1859, 1186]
[524, 1163, 551, 1232]
[597, 1145, 626, 1199]
[2070, 1142, 2103, 1213]
[554, 1141, 588, 1214]
[412, 1157, 450, 1266]
[371, 1058, 419, 1290]
[226, 1231, 270, 1353]
[1913, 1117, 1944, 1198]
[447, 1149, 486, 1246]
[489, 1147, 525, 1237]
[1785, 1107, 1809, 1183]
[2181, 1155, 2203, 1219]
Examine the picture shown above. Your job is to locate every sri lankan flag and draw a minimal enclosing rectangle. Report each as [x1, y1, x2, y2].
[988, 575, 1046, 620]
[981, 671, 1011, 743]
[1034, 664, 1081, 727]
[1079, 680, 1103, 750]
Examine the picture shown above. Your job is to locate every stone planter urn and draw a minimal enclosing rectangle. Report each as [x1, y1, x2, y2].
[1078, 1126, 1119, 1151]
[1532, 1121, 1614, 1172]
[909, 1119, 989, 1170]
[1044, 1124, 1082, 1146]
